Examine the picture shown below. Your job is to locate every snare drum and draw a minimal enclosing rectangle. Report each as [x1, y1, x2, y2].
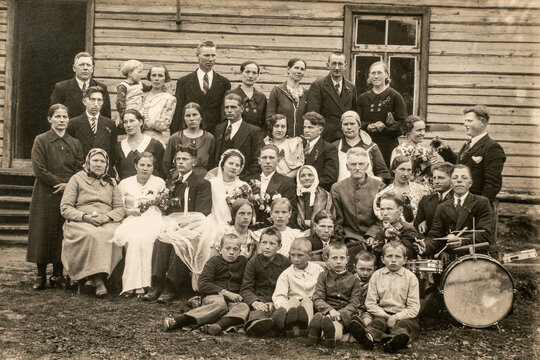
[440, 254, 514, 328]
[405, 259, 443, 274]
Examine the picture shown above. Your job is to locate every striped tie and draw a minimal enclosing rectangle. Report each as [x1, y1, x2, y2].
[224, 124, 232, 142]
[203, 73, 209, 95]
[90, 116, 97, 134]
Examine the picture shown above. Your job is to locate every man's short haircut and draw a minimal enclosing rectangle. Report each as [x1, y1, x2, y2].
[432, 162, 454, 177]
[290, 237, 312, 253]
[260, 226, 282, 245]
[382, 241, 407, 258]
[313, 209, 335, 224]
[147, 64, 171, 82]
[379, 192, 404, 208]
[271, 197, 292, 212]
[175, 145, 197, 159]
[327, 52, 347, 64]
[196, 40, 216, 55]
[84, 86, 104, 99]
[265, 114, 287, 138]
[220, 233, 241, 249]
[463, 104, 490, 123]
[323, 241, 348, 258]
[303, 111, 325, 127]
[224, 92, 244, 108]
[453, 164, 472, 178]
[74, 52, 94, 65]
[260, 143, 280, 157]
[133, 151, 154, 167]
[346, 147, 369, 163]
[120, 59, 143, 77]
[355, 250, 376, 265]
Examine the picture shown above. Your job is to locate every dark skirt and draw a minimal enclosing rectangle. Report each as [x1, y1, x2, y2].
[26, 180, 64, 264]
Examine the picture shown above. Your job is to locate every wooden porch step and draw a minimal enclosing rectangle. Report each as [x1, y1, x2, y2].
[0, 196, 32, 203]
[0, 184, 33, 191]
[0, 223, 29, 231]
[0, 209, 30, 216]
[0, 234, 28, 245]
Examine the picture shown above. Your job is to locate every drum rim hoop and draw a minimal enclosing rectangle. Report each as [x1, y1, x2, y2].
[439, 254, 515, 328]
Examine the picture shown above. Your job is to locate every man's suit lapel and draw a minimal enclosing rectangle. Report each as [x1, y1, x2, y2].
[322, 76, 345, 112]
[206, 72, 221, 98]
[459, 135, 488, 164]
[93, 115, 108, 147]
[266, 173, 279, 195]
[456, 193, 475, 230]
[232, 121, 249, 149]
[306, 138, 323, 164]
[442, 201, 458, 228]
[187, 71, 205, 97]
[77, 113, 95, 148]
[67, 78, 83, 108]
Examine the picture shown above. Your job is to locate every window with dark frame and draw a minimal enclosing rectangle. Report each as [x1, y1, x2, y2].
[344, 6, 430, 119]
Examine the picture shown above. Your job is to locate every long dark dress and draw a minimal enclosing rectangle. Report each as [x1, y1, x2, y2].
[115, 135, 165, 180]
[358, 87, 407, 167]
[225, 86, 267, 129]
[162, 130, 215, 178]
[26, 130, 84, 264]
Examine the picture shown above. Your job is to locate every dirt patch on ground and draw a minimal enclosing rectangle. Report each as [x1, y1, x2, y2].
[1, 217, 539, 359]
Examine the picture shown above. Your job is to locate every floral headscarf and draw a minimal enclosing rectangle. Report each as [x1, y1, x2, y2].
[83, 148, 113, 184]
[296, 165, 320, 207]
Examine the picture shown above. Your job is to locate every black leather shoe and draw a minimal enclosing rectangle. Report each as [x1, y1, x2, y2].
[157, 288, 176, 303]
[49, 275, 67, 289]
[32, 276, 47, 290]
[143, 286, 162, 301]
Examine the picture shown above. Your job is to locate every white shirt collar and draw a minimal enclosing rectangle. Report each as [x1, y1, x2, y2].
[261, 171, 275, 181]
[86, 111, 98, 121]
[469, 132, 488, 148]
[228, 119, 243, 139]
[196, 68, 214, 91]
[331, 77, 343, 87]
[440, 189, 452, 200]
[120, 134, 152, 157]
[76, 78, 90, 91]
[309, 136, 320, 149]
[454, 192, 469, 206]
[179, 170, 192, 182]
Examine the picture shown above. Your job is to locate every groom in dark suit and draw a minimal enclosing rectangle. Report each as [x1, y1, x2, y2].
[50, 52, 111, 119]
[171, 40, 231, 135]
[306, 52, 357, 142]
[214, 93, 263, 180]
[146, 146, 213, 302]
[66, 86, 117, 172]
[437, 104, 506, 204]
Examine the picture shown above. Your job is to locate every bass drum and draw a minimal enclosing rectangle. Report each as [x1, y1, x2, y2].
[440, 254, 514, 328]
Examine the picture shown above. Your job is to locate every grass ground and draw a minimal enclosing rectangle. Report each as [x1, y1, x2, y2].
[0, 217, 538, 360]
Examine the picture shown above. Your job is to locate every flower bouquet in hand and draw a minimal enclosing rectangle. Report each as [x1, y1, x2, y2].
[138, 186, 180, 214]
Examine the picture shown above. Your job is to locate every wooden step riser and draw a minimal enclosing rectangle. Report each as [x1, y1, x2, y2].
[0, 215, 29, 223]
[0, 175, 35, 187]
[0, 189, 33, 197]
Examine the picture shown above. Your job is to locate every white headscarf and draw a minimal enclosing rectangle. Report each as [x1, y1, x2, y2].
[296, 165, 319, 207]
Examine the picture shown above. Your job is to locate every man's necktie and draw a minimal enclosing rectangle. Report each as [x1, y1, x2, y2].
[224, 124, 232, 142]
[203, 73, 210, 95]
[82, 83, 87, 92]
[460, 139, 472, 161]
[90, 117, 97, 134]
[335, 83, 341, 96]
[455, 198, 462, 210]
[304, 142, 311, 156]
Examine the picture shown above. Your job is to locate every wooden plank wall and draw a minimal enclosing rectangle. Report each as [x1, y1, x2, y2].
[0, 0, 7, 164]
[1, 0, 538, 196]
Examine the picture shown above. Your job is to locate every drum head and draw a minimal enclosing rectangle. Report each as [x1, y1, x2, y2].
[441, 256, 514, 328]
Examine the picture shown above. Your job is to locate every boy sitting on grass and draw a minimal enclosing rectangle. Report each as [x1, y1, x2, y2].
[163, 234, 249, 335]
[240, 226, 292, 336]
[354, 251, 377, 327]
[309, 242, 362, 348]
[272, 237, 324, 337]
[352, 241, 420, 353]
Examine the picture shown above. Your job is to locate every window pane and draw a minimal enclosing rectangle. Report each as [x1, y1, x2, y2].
[390, 56, 415, 115]
[355, 55, 382, 95]
[388, 19, 417, 46]
[356, 19, 385, 45]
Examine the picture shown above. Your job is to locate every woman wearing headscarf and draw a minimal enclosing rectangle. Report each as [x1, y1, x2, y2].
[60, 148, 125, 297]
[333, 110, 390, 183]
[294, 165, 334, 231]
[27, 104, 84, 290]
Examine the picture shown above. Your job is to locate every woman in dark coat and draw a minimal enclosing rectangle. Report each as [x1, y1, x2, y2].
[27, 104, 84, 290]
[358, 61, 407, 167]
[266, 58, 308, 138]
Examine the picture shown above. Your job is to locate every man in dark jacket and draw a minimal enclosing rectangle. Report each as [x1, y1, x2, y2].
[50, 52, 111, 119]
[306, 53, 357, 142]
[437, 104, 506, 204]
[171, 40, 231, 135]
